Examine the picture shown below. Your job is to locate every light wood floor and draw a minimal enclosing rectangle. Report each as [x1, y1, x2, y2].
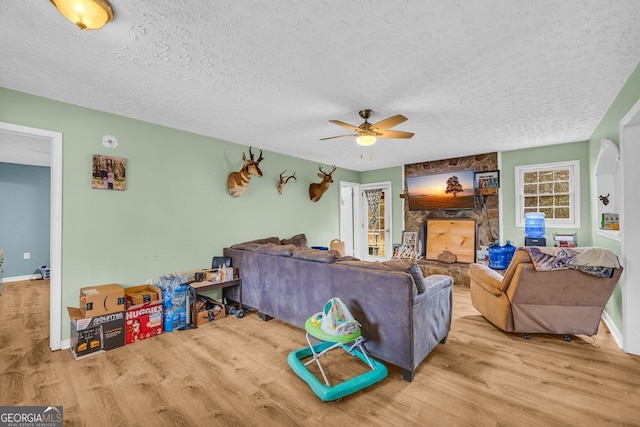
[1, 280, 639, 427]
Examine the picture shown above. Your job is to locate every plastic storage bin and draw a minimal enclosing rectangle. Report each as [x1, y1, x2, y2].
[525, 212, 546, 238]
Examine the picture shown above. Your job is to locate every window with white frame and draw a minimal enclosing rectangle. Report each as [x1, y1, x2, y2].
[515, 160, 580, 228]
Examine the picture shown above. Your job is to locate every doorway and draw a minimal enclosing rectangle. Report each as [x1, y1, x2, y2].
[619, 99, 640, 355]
[0, 121, 62, 351]
[339, 181, 392, 260]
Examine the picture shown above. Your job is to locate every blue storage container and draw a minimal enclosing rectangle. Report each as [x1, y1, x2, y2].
[525, 212, 546, 238]
[503, 241, 516, 267]
[488, 242, 508, 270]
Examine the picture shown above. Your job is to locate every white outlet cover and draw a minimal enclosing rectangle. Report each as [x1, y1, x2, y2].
[102, 135, 118, 149]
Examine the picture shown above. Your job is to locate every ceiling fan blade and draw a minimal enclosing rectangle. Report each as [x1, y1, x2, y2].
[370, 114, 407, 132]
[378, 130, 415, 139]
[329, 120, 361, 132]
[319, 134, 358, 140]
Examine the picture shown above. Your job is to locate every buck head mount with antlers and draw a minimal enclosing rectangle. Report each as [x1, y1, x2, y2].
[278, 170, 297, 195]
[227, 147, 264, 197]
[309, 164, 336, 202]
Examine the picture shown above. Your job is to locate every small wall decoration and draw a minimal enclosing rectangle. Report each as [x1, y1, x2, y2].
[92, 154, 126, 190]
[475, 170, 500, 195]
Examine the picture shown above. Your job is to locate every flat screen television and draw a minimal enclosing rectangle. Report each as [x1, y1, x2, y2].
[406, 170, 476, 210]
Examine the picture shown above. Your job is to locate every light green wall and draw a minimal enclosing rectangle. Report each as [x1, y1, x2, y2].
[587, 61, 640, 332]
[360, 166, 404, 245]
[0, 87, 359, 339]
[501, 141, 592, 247]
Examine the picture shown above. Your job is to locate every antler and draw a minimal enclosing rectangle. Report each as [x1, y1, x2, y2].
[318, 164, 337, 175]
[286, 172, 297, 183]
[250, 147, 264, 163]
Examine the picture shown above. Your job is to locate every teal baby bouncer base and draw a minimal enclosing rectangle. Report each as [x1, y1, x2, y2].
[288, 316, 388, 402]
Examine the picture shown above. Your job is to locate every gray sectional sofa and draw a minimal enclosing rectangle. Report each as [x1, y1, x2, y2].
[223, 237, 453, 381]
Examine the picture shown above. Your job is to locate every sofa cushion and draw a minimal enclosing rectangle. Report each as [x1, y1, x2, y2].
[248, 236, 282, 245]
[335, 259, 394, 270]
[281, 233, 308, 247]
[256, 243, 296, 257]
[291, 247, 340, 263]
[231, 236, 281, 250]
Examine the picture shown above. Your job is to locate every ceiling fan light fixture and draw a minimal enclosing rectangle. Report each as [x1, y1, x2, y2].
[50, 0, 114, 30]
[356, 134, 377, 146]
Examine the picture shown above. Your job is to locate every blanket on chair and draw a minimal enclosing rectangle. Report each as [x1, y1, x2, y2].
[522, 247, 621, 278]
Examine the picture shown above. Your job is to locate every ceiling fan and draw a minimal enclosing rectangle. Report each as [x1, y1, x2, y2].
[320, 109, 415, 146]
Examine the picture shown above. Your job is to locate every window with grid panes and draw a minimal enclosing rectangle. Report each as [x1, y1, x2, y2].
[515, 160, 580, 228]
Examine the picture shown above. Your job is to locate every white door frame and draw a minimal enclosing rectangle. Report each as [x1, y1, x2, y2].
[0, 121, 62, 351]
[339, 181, 362, 258]
[619, 99, 640, 355]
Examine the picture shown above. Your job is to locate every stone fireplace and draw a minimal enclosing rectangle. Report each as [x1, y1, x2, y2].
[404, 152, 499, 286]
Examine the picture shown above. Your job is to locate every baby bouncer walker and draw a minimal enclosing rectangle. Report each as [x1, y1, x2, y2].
[288, 297, 388, 401]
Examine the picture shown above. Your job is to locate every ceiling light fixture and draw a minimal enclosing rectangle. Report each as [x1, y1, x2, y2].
[356, 134, 377, 146]
[50, 0, 114, 30]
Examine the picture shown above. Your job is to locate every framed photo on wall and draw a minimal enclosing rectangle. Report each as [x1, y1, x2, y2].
[475, 170, 500, 195]
[92, 154, 127, 191]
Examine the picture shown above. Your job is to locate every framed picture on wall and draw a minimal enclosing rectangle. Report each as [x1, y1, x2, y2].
[92, 154, 127, 191]
[475, 170, 500, 195]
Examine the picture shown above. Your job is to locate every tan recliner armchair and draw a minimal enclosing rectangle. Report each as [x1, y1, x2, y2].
[469, 248, 622, 338]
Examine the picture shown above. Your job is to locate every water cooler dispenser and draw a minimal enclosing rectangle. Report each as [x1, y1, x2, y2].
[524, 212, 546, 246]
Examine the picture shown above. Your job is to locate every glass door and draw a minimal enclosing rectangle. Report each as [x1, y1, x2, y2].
[362, 183, 392, 261]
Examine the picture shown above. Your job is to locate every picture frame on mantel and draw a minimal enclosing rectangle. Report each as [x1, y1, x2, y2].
[402, 230, 419, 252]
[475, 170, 500, 195]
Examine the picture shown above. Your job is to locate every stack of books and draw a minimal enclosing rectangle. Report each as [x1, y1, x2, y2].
[553, 233, 578, 248]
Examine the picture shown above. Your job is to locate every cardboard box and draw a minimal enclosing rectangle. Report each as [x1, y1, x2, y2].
[80, 284, 125, 317]
[195, 295, 226, 325]
[68, 307, 125, 360]
[125, 284, 160, 308]
[125, 285, 163, 344]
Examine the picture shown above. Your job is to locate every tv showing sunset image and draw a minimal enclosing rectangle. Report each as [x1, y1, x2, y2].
[406, 170, 476, 210]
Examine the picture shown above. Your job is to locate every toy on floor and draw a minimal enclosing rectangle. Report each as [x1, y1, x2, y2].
[288, 297, 388, 401]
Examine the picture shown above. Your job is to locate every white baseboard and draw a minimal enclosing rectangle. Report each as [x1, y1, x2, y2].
[3, 274, 43, 282]
[602, 311, 624, 350]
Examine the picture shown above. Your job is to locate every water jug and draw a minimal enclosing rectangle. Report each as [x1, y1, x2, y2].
[525, 212, 546, 238]
[502, 240, 516, 267]
[488, 241, 508, 270]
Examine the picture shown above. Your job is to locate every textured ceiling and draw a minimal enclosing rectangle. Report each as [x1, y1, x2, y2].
[1, 1, 639, 171]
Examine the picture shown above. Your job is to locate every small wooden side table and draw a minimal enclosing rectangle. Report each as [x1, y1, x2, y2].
[190, 277, 243, 327]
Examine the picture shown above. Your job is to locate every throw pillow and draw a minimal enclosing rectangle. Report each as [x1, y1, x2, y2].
[281, 233, 308, 247]
[380, 260, 427, 293]
[406, 262, 428, 293]
[256, 243, 296, 257]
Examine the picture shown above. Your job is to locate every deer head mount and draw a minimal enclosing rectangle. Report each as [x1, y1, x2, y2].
[309, 164, 336, 202]
[599, 193, 610, 206]
[278, 170, 297, 195]
[227, 147, 264, 197]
